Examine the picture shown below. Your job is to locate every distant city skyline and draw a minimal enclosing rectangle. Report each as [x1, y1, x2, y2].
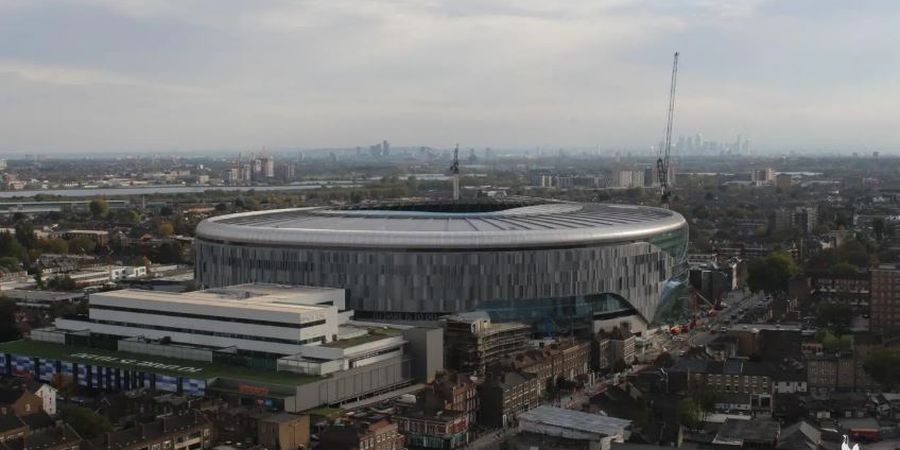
[2, 1, 900, 154]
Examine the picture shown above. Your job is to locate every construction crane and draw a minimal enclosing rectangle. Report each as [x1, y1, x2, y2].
[657, 51, 679, 207]
[450, 144, 460, 200]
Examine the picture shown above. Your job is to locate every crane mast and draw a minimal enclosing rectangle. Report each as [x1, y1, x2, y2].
[450, 144, 460, 200]
[657, 51, 679, 207]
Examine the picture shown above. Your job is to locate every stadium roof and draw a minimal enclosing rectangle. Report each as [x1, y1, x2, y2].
[197, 200, 686, 249]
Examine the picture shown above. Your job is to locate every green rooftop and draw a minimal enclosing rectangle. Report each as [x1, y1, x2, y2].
[320, 327, 403, 349]
[0, 340, 319, 386]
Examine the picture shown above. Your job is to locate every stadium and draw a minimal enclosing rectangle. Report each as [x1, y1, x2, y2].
[195, 200, 688, 333]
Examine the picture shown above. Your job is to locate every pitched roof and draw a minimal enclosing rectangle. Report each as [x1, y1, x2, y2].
[777, 420, 821, 450]
[0, 415, 25, 433]
[713, 418, 780, 446]
[0, 387, 27, 405]
[21, 412, 55, 431]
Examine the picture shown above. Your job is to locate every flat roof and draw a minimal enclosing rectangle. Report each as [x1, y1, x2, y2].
[196, 201, 686, 249]
[320, 328, 402, 349]
[518, 405, 631, 437]
[92, 284, 343, 315]
[0, 340, 318, 385]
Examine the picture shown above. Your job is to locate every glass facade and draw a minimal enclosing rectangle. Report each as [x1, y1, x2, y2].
[476, 292, 636, 334]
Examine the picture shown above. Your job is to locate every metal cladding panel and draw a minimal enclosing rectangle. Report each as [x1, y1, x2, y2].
[156, 374, 179, 392]
[38, 359, 56, 381]
[195, 202, 688, 322]
[11, 355, 34, 377]
[196, 203, 686, 250]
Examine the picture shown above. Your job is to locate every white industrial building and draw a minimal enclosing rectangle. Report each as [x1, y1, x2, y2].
[518, 406, 631, 450]
[55, 284, 353, 356]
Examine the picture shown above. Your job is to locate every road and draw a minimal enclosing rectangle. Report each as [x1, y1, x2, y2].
[865, 438, 900, 450]
[662, 288, 766, 357]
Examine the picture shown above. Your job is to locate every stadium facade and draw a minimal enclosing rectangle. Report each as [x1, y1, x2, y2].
[195, 200, 688, 332]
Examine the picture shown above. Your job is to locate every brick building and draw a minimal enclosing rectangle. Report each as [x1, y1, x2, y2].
[394, 406, 468, 450]
[92, 412, 213, 450]
[257, 413, 309, 450]
[806, 353, 856, 392]
[319, 419, 404, 450]
[870, 264, 900, 333]
[429, 372, 478, 426]
[501, 339, 591, 393]
[806, 270, 870, 313]
[477, 370, 539, 428]
[0, 387, 42, 417]
[670, 359, 774, 413]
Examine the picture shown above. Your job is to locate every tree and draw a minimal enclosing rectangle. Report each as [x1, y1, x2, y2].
[60, 406, 112, 439]
[653, 352, 675, 368]
[816, 303, 853, 336]
[830, 262, 858, 277]
[837, 240, 870, 269]
[0, 257, 20, 271]
[47, 276, 77, 291]
[215, 202, 228, 212]
[33, 272, 44, 290]
[157, 222, 175, 237]
[153, 242, 184, 264]
[0, 298, 20, 342]
[116, 209, 140, 224]
[160, 206, 174, 216]
[13, 222, 37, 250]
[818, 329, 853, 352]
[863, 349, 900, 391]
[747, 251, 798, 295]
[89, 198, 109, 218]
[41, 238, 69, 255]
[677, 398, 702, 428]
[68, 237, 96, 254]
[872, 217, 886, 241]
[0, 233, 24, 260]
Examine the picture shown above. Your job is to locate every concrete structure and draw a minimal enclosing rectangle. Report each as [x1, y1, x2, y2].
[256, 413, 309, 450]
[195, 200, 688, 330]
[55, 284, 350, 356]
[33, 384, 57, 416]
[443, 312, 530, 375]
[18, 284, 443, 412]
[517, 405, 631, 450]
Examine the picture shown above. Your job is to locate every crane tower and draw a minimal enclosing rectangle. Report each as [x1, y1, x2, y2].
[657, 51, 679, 207]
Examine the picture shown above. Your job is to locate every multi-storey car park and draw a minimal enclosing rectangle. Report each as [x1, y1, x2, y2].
[195, 200, 688, 333]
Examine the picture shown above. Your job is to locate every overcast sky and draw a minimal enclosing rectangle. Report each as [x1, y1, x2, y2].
[1, 0, 898, 154]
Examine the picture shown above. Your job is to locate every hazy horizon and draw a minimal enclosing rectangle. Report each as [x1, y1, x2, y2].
[2, 0, 899, 154]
